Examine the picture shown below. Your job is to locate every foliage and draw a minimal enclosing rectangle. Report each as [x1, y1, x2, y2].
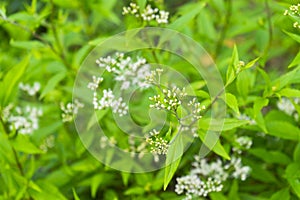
[0, 0, 300, 199]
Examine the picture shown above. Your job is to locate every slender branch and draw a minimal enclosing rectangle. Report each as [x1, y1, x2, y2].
[0, 116, 24, 176]
[0, 16, 59, 55]
[214, 0, 232, 59]
[151, 49, 160, 64]
[0, 12, 72, 70]
[49, 0, 65, 58]
[203, 86, 225, 115]
[12, 147, 25, 176]
[262, 0, 273, 66]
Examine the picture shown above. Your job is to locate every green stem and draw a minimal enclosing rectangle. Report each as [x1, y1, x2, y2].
[0, 116, 24, 176]
[49, 0, 73, 70]
[0, 114, 33, 199]
[0, 11, 72, 70]
[12, 147, 25, 176]
[214, 0, 232, 59]
[261, 0, 273, 66]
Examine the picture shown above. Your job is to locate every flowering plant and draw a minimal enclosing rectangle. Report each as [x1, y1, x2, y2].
[0, 0, 299, 200]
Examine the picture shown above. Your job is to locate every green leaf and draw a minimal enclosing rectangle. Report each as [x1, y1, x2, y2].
[209, 192, 228, 200]
[270, 188, 290, 200]
[288, 50, 300, 68]
[283, 30, 300, 43]
[198, 130, 230, 160]
[164, 132, 183, 190]
[279, 88, 300, 98]
[1, 56, 29, 106]
[221, 93, 239, 114]
[87, 109, 109, 130]
[190, 81, 206, 90]
[254, 112, 268, 133]
[137, 0, 147, 11]
[239, 194, 268, 200]
[10, 40, 46, 50]
[167, 2, 206, 31]
[249, 148, 291, 165]
[10, 135, 43, 154]
[40, 72, 66, 99]
[285, 163, 300, 198]
[243, 57, 260, 70]
[226, 45, 239, 85]
[253, 98, 269, 133]
[266, 121, 300, 141]
[199, 118, 249, 131]
[124, 187, 145, 195]
[30, 181, 67, 200]
[257, 67, 271, 97]
[244, 158, 278, 183]
[72, 188, 80, 200]
[236, 70, 252, 99]
[104, 190, 118, 200]
[293, 143, 300, 162]
[121, 172, 130, 186]
[272, 68, 299, 91]
[253, 98, 269, 118]
[228, 180, 240, 200]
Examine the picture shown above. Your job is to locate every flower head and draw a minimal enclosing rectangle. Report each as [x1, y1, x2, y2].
[96, 52, 151, 90]
[3, 105, 43, 134]
[19, 82, 41, 96]
[283, 4, 300, 29]
[122, 3, 169, 24]
[146, 129, 169, 155]
[175, 152, 251, 199]
[60, 99, 84, 122]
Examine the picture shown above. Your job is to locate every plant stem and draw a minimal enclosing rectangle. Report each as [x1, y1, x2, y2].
[0, 116, 25, 176]
[12, 147, 25, 176]
[214, 0, 232, 59]
[261, 0, 273, 66]
[203, 86, 226, 115]
[0, 11, 72, 70]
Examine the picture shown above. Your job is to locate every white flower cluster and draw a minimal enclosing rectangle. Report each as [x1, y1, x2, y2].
[60, 99, 84, 123]
[87, 76, 103, 91]
[284, 4, 300, 29]
[3, 105, 43, 135]
[149, 86, 187, 111]
[89, 53, 152, 117]
[19, 82, 41, 96]
[226, 156, 251, 181]
[145, 68, 163, 83]
[99, 136, 117, 149]
[93, 89, 128, 117]
[293, 22, 300, 29]
[175, 175, 223, 200]
[147, 68, 204, 137]
[122, 3, 169, 24]
[175, 153, 251, 199]
[284, 4, 300, 16]
[40, 135, 55, 152]
[146, 129, 169, 156]
[236, 60, 245, 74]
[187, 98, 205, 120]
[233, 136, 253, 154]
[126, 135, 148, 159]
[87, 75, 128, 116]
[237, 113, 256, 125]
[96, 52, 151, 90]
[277, 97, 299, 120]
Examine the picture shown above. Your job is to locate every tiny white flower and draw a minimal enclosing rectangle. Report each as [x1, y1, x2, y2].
[60, 99, 84, 123]
[19, 82, 41, 96]
[122, 3, 169, 24]
[4, 105, 43, 135]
